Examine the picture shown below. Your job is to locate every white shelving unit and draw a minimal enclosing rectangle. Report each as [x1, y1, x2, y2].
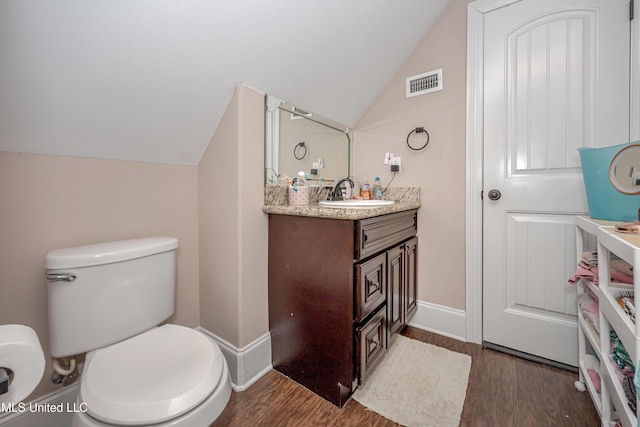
[575, 216, 638, 427]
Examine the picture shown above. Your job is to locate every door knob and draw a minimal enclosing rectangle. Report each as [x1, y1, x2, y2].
[487, 189, 501, 201]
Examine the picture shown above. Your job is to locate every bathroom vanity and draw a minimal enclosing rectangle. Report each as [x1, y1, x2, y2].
[265, 201, 419, 407]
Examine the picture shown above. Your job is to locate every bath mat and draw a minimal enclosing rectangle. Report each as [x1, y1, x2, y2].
[352, 335, 471, 427]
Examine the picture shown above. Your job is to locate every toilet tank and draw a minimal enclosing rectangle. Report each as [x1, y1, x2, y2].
[45, 236, 178, 358]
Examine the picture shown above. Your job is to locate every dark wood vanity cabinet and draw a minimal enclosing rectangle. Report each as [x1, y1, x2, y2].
[387, 237, 418, 343]
[268, 209, 417, 407]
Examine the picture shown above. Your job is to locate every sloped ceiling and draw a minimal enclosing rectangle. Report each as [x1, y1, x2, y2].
[0, 0, 449, 165]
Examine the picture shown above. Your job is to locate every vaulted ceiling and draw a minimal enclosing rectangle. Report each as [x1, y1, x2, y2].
[0, 0, 449, 165]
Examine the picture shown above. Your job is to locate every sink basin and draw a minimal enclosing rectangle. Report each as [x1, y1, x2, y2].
[318, 200, 395, 208]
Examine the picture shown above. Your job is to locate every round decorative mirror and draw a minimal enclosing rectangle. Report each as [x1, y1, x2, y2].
[609, 143, 640, 232]
[610, 143, 640, 194]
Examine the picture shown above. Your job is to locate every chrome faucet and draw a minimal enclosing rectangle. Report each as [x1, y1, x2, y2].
[329, 178, 354, 200]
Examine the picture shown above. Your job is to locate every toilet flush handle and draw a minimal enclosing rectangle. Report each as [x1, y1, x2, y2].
[46, 273, 76, 282]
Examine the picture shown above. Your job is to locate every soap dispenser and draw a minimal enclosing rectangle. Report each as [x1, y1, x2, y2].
[361, 176, 371, 200]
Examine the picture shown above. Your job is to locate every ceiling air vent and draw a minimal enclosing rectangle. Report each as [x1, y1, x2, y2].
[406, 68, 443, 98]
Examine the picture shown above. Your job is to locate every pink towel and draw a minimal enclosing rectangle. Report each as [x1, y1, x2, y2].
[568, 266, 633, 285]
[587, 368, 601, 393]
[568, 267, 598, 284]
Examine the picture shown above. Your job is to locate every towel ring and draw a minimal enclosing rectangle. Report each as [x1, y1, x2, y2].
[406, 127, 430, 151]
[294, 142, 307, 160]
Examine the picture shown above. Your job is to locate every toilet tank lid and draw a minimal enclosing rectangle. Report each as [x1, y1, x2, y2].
[45, 236, 178, 269]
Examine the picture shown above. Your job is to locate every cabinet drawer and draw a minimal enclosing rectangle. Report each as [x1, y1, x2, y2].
[355, 253, 387, 322]
[356, 306, 387, 383]
[356, 210, 417, 260]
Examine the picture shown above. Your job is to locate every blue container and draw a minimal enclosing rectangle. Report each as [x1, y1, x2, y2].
[578, 143, 640, 222]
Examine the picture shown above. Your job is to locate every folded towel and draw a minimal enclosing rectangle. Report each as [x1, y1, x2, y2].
[568, 266, 633, 285]
[581, 251, 598, 266]
[569, 267, 598, 284]
[612, 259, 634, 276]
[579, 251, 633, 276]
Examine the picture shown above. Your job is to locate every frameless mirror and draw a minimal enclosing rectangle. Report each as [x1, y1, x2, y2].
[609, 143, 640, 195]
[265, 95, 352, 185]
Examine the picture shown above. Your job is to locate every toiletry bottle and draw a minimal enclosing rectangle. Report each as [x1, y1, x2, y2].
[373, 177, 382, 200]
[361, 176, 371, 200]
[297, 171, 306, 186]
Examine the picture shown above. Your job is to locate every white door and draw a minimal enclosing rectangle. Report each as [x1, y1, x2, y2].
[482, 0, 630, 366]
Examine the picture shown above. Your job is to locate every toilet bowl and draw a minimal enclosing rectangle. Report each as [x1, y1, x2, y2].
[45, 237, 232, 426]
[72, 325, 231, 427]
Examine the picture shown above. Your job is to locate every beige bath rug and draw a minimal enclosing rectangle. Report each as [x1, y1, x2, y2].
[352, 335, 471, 427]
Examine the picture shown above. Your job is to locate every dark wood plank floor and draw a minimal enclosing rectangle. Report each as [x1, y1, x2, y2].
[212, 326, 599, 426]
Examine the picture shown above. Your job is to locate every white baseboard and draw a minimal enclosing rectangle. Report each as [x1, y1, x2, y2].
[196, 327, 272, 392]
[408, 300, 467, 342]
[197, 303, 466, 392]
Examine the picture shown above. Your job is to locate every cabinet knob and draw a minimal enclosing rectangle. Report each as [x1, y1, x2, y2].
[366, 279, 380, 294]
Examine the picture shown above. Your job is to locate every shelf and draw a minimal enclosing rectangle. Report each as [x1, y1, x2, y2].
[584, 279, 604, 300]
[578, 308, 600, 354]
[600, 291, 637, 364]
[597, 227, 640, 272]
[576, 217, 638, 427]
[578, 354, 602, 417]
[601, 356, 636, 427]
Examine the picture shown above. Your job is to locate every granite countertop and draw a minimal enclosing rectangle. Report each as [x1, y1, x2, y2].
[262, 186, 421, 220]
[263, 200, 421, 220]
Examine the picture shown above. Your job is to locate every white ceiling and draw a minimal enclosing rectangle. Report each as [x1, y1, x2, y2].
[0, 0, 450, 165]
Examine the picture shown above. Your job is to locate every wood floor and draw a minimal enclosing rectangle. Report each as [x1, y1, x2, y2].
[212, 326, 599, 426]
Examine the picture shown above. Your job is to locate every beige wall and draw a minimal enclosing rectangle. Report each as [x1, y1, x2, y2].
[199, 85, 269, 348]
[355, 0, 472, 310]
[0, 152, 200, 399]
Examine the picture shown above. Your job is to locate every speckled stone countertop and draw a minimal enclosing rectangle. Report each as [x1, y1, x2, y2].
[263, 186, 421, 220]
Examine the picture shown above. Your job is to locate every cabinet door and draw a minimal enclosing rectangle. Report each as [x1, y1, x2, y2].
[405, 237, 418, 322]
[387, 244, 404, 343]
[356, 306, 387, 383]
[355, 253, 387, 323]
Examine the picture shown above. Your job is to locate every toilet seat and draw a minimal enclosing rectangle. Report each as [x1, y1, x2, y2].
[80, 324, 223, 425]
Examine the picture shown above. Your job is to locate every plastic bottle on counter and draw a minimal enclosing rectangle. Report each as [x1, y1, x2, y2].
[361, 176, 371, 200]
[373, 177, 382, 200]
[297, 171, 306, 186]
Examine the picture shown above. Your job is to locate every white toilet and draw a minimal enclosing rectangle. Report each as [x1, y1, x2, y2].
[45, 236, 231, 426]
